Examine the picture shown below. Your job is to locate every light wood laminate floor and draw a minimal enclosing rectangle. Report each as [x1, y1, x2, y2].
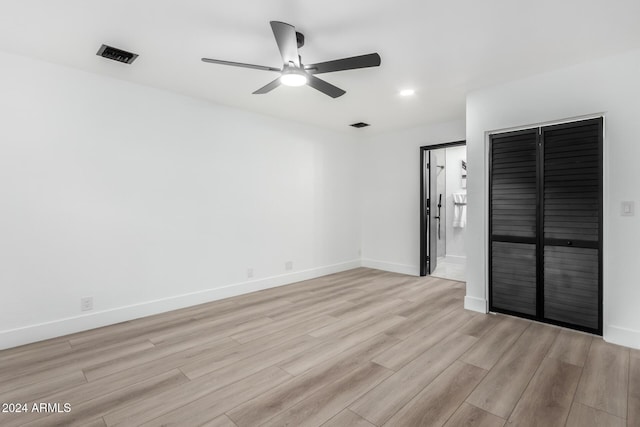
[0, 268, 637, 426]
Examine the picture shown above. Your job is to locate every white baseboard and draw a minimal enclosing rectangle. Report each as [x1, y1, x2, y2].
[360, 259, 419, 276]
[604, 324, 640, 349]
[464, 296, 487, 313]
[0, 259, 361, 350]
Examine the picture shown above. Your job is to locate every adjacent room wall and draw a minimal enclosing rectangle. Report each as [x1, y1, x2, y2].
[0, 51, 361, 349]
[466, 48, 640, 348]
[360, 120, 466, 275]
[444, 145, 466, 259]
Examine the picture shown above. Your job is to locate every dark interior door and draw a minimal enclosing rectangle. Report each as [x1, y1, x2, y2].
[489, 129, 539, 317]
[489, 118, 602, 335]
[541, 119, 603, 331]
[428, 151, 438, 274]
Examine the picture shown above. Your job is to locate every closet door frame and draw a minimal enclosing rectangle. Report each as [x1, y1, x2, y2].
[488, 118, 603, 335]
[419, 140, 466, 277]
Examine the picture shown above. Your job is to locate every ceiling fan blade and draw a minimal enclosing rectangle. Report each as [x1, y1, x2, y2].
[304, 53, 381, 74]
[201, 58, 281, 72]
[306, 75, 346, 98]
[270, 21, 300, 67]
[252, 77, 282, 94]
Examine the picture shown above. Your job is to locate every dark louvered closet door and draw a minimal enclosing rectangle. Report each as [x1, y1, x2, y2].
[489, 118, 602, 335]
[542, 118, 602, 332]
[489, 129, 538, 317]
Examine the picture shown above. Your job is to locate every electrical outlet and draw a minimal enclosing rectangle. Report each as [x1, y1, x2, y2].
[247, 268, 254, 278]
[621, 201, 635, 216]
[80, 297, 93, 312]
[285, 261, 293, 271]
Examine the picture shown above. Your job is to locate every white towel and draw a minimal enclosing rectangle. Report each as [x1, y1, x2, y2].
[453, 193, 467, 228]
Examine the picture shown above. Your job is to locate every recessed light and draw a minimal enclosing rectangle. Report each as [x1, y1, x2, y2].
[399, 89, 415, 97]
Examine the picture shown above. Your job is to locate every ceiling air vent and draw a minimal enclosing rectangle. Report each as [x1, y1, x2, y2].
[350, 122, 370, 128]
[96, 44, 138, 64]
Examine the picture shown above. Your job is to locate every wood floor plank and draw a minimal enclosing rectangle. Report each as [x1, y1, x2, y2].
[384, 298, 460, 340]
[107, 366, 290, 426]
[460, 316, 529, 370]
[152, 314, 333, 380]
[0, 339, 155, 394]
[575, 339, 629, 418]
[350, 332, 478, 425]
[0, 340, 73, 370]
[67, 300, 248, 349]
[456, 312, 501, 338]
[628, 355, 640, 426]
[308, 299, 406, 338]
[466, 323, 559, 419]
[345, 280, 413, 306]
[148, 314, 273, 347]
[83, 419, 107, 427]
[321, 409, 375, 427]
[277, 315, 405, 376]
[0, 358, 196, 426]
[231, 307, 341, 344]
[202, 415, 237, 427]
[83, 335, 236, 381]
[565, 402, 625, 427]
[265, 298, 355, 324]
[178, 327, 321, 380]
[180, 333, 320, 380]
[393, 289, 458, 319]
[546, 329, 593, 367]
[0, 370, 87, 404]
[21, 369, 189, 427]
[443, 403, 506, 427]
[393, 278, 454, 302]
[372, 308, 475, 371]
[327, 297, 406, 319]
[0, 337, 153, 382]
[0, 337, 70, 357]
[506, 357, 582, 426]
[228, 333, 399, 427]
[382, 361, 487, 427]
[260, 362, 393, 427]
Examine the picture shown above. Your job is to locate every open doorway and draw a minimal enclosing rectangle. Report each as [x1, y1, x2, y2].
[420, 141, 467, 281]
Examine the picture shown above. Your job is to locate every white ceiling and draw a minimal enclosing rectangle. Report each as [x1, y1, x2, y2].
[2, 0, 640, 133]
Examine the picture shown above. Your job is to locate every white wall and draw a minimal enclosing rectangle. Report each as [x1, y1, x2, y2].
[360, 120, 466, 275]
[444, 145, 466, 258]
[466, 48, 640, 348]
[0, 51, 361, 349]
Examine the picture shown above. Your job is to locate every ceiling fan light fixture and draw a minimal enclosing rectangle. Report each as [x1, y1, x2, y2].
[280, 69, 307, 87]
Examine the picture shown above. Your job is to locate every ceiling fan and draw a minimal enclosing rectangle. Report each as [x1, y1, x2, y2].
[201, 21, 381, 98]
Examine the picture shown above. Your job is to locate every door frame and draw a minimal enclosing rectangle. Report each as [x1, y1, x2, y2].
[420, 140, 466, 276]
